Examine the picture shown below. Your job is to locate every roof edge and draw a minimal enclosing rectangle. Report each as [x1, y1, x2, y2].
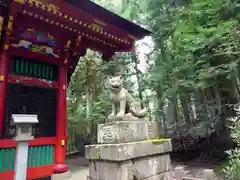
[65, 0, 151, 40]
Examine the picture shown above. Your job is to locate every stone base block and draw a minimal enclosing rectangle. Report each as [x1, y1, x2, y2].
[89, 160, 134, 180]
[88, 154, 172, 180]
[86, 140, 172, 161]
[97, 121, 160, 144]
[134, 154, 172, 179]
[51, 171, 71, 180]
[88, 155, 173, 180]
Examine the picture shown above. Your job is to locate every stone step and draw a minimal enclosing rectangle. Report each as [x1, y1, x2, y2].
[86, 140, 172, 161]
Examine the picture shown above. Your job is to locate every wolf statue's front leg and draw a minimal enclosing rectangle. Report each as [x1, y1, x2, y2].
[108, 103, 117, 119]
[117, 99, 126, 117]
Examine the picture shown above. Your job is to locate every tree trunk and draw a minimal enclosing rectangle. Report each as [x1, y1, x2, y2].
[145, 98, 152, 121]
[213, 85, 222, 116]
[172, 92, 179, 123]
[156, 86, 168, 136]
[85, 60, 94, 143]
[189, 93, 197, 123]
[85, 60, 92, 119]
[213, 84, 224, 131]
[132, 53, 144, 108]
[199, 88, 211, 136]
[180, 94, 191, 125]
[233, 67, 240, 102]
[86, 88, 92, 118]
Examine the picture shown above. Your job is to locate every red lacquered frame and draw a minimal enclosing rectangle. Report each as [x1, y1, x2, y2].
[0, 49, 67, 179]
[0, 46, 63, 180]
[1, 165, 54, 180]
[0, 137, 56, 180]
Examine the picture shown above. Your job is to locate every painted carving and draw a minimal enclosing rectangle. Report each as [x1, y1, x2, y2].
[38, 78, 53, 87]
[29, 0, 60, 13]
[16, 77, 53, 86]
[19, 28, 56, 47]
[107, 75, 147, 120]
[15, 76, 32, 83]
[90, 23, 103, 32]
[8, 74, 57, 88]
[11, 40, 59, 58]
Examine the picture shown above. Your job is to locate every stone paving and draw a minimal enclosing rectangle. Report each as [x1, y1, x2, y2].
[65, 156, 89, 180]
[67, 168, 88, 180]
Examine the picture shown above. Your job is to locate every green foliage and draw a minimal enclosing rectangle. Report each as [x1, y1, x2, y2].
[67, 0, 240, 152]
[222, 108, 240, 179]
[146, 0, 240, 93]
[138, 0, 240, 137]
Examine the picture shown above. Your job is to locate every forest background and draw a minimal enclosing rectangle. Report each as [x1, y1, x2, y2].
[67, 0, 240, 178]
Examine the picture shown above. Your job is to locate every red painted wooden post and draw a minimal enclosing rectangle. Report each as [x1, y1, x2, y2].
[53, 65, 68, 173]
[0, 52, 9, 137]
[0, 0, 23, 138]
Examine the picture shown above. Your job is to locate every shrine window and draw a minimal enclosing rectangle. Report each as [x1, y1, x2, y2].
[2, 83, 57, 138]
[9, 56, 59, 81]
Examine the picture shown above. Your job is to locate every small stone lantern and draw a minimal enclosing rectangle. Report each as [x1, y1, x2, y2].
[12, 114, 38, 141]
[12, 114, 38, 180]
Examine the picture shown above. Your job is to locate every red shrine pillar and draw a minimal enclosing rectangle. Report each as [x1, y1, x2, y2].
[0, 0, 20, 137]
[53, 65, 68, 173]
[0, 52, 9, 137]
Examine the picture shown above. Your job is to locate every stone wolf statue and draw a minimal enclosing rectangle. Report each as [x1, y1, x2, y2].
[107, 75, 147, 120]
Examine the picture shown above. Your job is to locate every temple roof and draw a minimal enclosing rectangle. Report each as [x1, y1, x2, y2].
[65, 0, 151, 39]
[0, 0, 151, 84]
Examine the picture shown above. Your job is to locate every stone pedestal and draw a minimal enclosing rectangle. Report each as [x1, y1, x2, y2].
[85, 120, 173, 180]
[97, 121, 160, 144]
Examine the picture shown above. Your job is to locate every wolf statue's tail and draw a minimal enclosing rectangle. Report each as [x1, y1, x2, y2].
[130, 104, 148, 118]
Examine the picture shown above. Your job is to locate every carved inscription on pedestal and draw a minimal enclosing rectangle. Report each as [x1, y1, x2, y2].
[98, 122, 151, 143]
[121, 124, 134, 141]
[101, 125, 114, 141]
[147, 123, 154, 139]
[118, 124, 134, 142]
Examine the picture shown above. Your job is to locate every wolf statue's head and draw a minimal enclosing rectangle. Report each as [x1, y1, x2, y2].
[107, 75, 123, 91]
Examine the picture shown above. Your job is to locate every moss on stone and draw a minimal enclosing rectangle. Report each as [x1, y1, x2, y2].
[146, 138, 171, 145]
[96, 148, 101, 159]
